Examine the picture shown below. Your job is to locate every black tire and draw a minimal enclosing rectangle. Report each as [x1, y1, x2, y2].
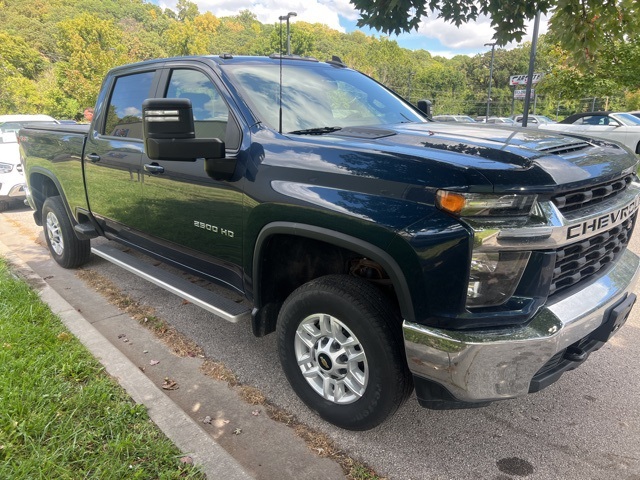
[42, 196, 90, 268]
[277, 274, 413, 430]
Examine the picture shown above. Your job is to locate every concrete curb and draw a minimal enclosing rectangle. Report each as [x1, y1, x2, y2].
[0, 242, 253, 480]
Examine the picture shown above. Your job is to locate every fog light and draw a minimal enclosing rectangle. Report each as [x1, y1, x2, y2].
[467, 251, 530, 308]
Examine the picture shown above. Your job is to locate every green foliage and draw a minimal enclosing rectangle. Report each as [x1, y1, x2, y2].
[55, 13, 129, 112]
[350, 0, 636, 66]
[0, 0, 638, 119]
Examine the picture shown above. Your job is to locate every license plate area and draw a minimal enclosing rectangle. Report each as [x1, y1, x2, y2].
[592, 293, 636, 342]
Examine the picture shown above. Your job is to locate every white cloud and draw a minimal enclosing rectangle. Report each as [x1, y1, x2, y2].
[411, 13, 549, 54]
[157, 1, 549, 56]
[159, 0, 350, 32]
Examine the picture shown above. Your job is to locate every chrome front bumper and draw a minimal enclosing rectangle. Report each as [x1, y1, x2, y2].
[403, 248, 640, 403]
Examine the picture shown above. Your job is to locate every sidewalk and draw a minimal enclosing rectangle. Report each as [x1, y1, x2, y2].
[0, 213, 345, 480]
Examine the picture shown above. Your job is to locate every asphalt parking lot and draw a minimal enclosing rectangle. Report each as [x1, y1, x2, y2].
[2, 205, 640, 480]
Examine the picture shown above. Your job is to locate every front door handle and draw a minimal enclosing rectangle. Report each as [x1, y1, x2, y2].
[144, 163, 165, 174]
[86, 153, 101, 163]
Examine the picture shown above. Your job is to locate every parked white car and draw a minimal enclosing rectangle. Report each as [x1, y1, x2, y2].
[0, 114, 58, 134]
[538, 111, 640, 154]
[485, 117, 517, 125]
[432, 114, 476, 123]
[0, 132, 25, 211]
[511, 114, 557, 128]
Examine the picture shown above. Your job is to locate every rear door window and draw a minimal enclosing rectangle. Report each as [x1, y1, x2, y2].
[103, 72, 156, 139]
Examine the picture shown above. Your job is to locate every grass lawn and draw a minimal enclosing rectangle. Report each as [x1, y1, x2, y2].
[0, 258, 204, 479]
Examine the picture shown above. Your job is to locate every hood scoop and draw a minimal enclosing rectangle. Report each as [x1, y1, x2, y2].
[536, 141, 592, 156]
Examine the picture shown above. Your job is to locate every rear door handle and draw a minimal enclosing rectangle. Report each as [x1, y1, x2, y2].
[86, 153, 101, 163]
[144, 163, 165, 174]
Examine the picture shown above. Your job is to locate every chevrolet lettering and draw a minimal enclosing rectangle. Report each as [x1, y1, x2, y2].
[567, 196, 640, 240]
[19, 54, 640, 431]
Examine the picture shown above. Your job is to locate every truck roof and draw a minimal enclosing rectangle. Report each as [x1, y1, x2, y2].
[105, 54, 340, 76]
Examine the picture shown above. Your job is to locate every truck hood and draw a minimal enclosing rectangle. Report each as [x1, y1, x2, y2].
[324, 122, 638, 190]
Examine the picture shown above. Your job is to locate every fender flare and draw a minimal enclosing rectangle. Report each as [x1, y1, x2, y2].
[252, 222, 416, 322]
[28, 167, 75, 225]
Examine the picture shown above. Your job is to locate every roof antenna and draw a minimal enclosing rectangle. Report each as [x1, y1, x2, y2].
[278, 15, 284, 134]
[277, 12, 295, 134]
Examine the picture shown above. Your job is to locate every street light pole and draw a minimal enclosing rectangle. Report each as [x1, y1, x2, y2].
[484, 42, 496, 121]
[278, 12, 297, 55]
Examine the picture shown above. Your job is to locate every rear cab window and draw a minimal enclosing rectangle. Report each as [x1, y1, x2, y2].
[103, 72, 156, 139]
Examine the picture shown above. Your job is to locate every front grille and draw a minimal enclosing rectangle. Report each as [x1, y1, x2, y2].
[552, 174, 634, 213]
[550, 216, 636, 296]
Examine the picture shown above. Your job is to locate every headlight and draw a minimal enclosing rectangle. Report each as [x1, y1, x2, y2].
[467, 251, 530, 308]
[0, 162, 14, 174]
[436, 190, 537, 217]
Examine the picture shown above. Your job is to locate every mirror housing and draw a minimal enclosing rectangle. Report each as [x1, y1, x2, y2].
[417, 99, 432, 119]
[142, 98, 225, 161]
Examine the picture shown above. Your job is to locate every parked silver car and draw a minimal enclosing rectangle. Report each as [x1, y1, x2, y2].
[511, 114, 557, 128]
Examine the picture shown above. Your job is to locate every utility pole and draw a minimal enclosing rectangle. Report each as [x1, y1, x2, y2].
[407, 71, 415, 103]
[279, 12, 297, 55]
[522, 12, 541, 127]
[484, 43, 496, 121]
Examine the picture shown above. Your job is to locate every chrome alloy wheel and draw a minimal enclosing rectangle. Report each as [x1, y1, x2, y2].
[294, 313, 369, 404]
[46, 211, 64, 256]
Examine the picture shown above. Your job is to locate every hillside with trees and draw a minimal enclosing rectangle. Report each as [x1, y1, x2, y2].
[0, 0, 639, 120]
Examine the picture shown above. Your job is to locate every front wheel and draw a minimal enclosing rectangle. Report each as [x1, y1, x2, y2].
[42, 196, 90, 268]
[277, 275, 413, 430]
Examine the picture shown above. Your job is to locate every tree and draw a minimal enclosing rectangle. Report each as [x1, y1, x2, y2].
[55, 13, 128, 114]
[349, 0, 638, 64]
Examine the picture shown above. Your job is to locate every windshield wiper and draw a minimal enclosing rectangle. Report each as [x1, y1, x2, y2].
[288, 126, 342, 135]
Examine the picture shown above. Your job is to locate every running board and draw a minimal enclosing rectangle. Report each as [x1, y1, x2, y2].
[91, 244, 250, 323]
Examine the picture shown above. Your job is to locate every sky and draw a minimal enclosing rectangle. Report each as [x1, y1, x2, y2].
[155, 0, 549, 58]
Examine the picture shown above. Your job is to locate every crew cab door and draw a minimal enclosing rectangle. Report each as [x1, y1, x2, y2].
[84, 69, 161, 240]
[141, 66, 245, 292]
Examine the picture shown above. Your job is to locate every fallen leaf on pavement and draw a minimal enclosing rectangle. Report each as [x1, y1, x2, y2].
[251, 410, 260, 416]
[203, 416, 212, 424]
[162, 378, 178, 390]
[149, 359, 160, 366]
[233, 428, 242, 435]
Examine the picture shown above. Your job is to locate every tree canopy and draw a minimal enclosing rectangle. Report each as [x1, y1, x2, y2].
[350, 0, 639, 63]
[0, 0, 638, 119]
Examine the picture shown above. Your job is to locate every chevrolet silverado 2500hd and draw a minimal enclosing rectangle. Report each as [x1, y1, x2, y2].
[19, 55, 640, 430]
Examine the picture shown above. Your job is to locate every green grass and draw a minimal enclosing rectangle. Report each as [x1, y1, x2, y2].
[0, 258, 204, 479]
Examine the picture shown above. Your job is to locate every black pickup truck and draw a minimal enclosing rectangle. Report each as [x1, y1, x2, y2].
[19, 54, 640, 430]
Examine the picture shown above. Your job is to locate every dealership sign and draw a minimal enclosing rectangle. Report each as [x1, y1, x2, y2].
[514, 89, 534, 99]
[509, 73, 544, 86]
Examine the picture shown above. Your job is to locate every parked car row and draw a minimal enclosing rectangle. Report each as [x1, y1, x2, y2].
[538, 111, 640, 154]
[431, 114, 556, 127]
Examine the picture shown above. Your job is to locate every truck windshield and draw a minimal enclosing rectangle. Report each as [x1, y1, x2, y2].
[222, 63, 425, 134]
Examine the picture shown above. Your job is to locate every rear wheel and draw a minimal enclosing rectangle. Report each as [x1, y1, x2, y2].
[277, 274, 413, 430]
[42, 196, 90, 268]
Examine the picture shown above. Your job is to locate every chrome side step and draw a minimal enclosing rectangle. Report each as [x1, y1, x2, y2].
[91, 244, 250, 323]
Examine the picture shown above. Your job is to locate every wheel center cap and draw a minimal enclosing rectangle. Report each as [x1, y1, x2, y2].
[318, 353, 333, 371]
